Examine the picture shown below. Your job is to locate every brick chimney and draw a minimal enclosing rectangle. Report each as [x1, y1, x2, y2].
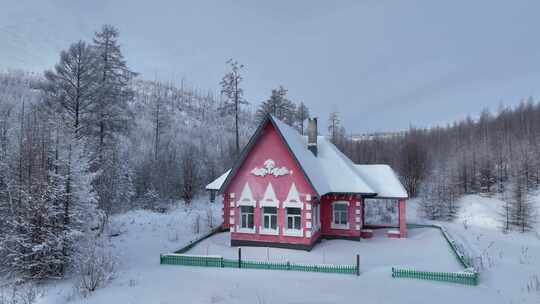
[307, 117, 318, 156]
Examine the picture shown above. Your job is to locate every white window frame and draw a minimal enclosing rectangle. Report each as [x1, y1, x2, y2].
[238, 205, 255, 233]
[331, 201, 349, 229]
[260, 206, 278, 235]
[285, 207, 303, 236]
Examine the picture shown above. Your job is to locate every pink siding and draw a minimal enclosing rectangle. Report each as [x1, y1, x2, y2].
[223, 122, 318, 246]
[320, 194, 362, 238]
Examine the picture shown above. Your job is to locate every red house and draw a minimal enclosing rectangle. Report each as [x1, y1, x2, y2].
[207, 115, 408, 250]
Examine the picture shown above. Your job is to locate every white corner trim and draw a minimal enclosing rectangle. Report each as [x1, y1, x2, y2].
[356, 217, 361, 223]
[230, 218, 235, 224]
[306, 194, 311, 201]
[356, 201, 361, 207]
[305, 204, 311, 211]
[230, 209, 235, 215]
[355, 209, 361, 215]
[230, 193, 235, 199]
[306, 221, 312, 229]
[305, 230, 312, 238]
[230, 201, 235, 207]
[356, 224, 361, 230]
[305, 212, 312, 220]
[284, 229, 303, 237]
[251, 159, 291, 177]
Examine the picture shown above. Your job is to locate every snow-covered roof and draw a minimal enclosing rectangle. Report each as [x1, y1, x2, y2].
[354, 164, 408, 199]
[311, 135, 376, 194]
[215, 114, 407, 199]
[271, 117, 332, 195]
[205, 169, 230, 191]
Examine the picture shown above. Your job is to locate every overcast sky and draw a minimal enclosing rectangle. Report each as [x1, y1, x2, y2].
[1, 0, 539, 133]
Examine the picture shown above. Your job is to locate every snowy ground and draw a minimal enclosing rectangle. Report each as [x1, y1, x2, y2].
[31, 195, 540, 304]
[187, 229, 463, 272]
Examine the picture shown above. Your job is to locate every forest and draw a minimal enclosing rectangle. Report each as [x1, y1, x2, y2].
[0, 24, 537, 288]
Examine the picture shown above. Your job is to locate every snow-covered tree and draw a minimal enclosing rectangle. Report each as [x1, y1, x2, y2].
[220, 59, 248, 156]
[295, 102, 310, 135]
[256, 86, 295, 125]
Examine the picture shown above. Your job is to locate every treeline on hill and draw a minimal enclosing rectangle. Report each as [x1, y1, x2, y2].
[0, 25, 314, 283]
[0, 25, 256, 282]
[332, 102, 539, 232]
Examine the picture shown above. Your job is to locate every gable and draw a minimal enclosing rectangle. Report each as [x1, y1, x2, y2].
[223, 119, 317, 203]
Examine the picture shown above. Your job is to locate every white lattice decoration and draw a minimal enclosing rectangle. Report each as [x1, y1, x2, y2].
[251, 159, 292, 177]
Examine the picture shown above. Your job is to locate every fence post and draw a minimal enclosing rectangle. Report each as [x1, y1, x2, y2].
[356, 254, 360, 276]
[238, 247, 242, 269]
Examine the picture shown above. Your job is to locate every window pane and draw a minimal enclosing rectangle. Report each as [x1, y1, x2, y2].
[271, 216, 277, 229]
[241, 214, 247, 228]
[294, 217, 301, 229]
[241, 206, 254, 213]
[288, 216, 293, 229]
[334, 203, 346, 211]
[287, 208, 301, 215]
[341, 212, 347, 224]
[248, 214, 254, 228]
[264, 216, 269, 228]
[264, 207, 277, 214]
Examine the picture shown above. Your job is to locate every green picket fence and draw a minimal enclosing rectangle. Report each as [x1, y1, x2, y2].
[392, 267, 478, 286]
[160, 253, 357, 275]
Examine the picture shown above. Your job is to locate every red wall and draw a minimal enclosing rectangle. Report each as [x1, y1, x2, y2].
[320, 194, 362, 238]
[223, 122, 318, 246]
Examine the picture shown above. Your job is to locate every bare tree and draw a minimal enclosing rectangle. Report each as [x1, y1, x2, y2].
[220, 59, 248, 156]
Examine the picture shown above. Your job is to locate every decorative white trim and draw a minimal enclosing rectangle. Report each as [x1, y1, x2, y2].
[284, 183, 301, 204]
[356, 201, 361, 207]
[305, 212, 312, 220]
[230, 193, 235, 199]
[237, 182, 256, 207]
[355, 209, 361, 215]
[356, 217, 361, 223]
[236, 226, 256, 234]
[259, 228, 279, 235]
[284, 229, 303, 237]
[306, 204, 311, 211]
[356, 224, 361, 230]
[260, 183, 279, 207]
[306, 194, 311, 201]
[230, 209, 235, 215]
[230, 201, 235, 207]
[251, 159, 292, 177]
[230, 218, 235, 224]
[283, 201, 303, 208]
[306, 221, 312, 229]
[305, 230, 312, 238]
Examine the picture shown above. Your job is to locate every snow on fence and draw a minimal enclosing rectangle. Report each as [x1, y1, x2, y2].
[392, 267, 478, 286]
[160, 253, 359, 275]
[394, 223, 479, 286]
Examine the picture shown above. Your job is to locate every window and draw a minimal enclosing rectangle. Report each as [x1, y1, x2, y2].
[332, 202, 349, 228]
[287, 207, 302, 230]
[240, 206, 254, 229]
[262, 207, 277, 230]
